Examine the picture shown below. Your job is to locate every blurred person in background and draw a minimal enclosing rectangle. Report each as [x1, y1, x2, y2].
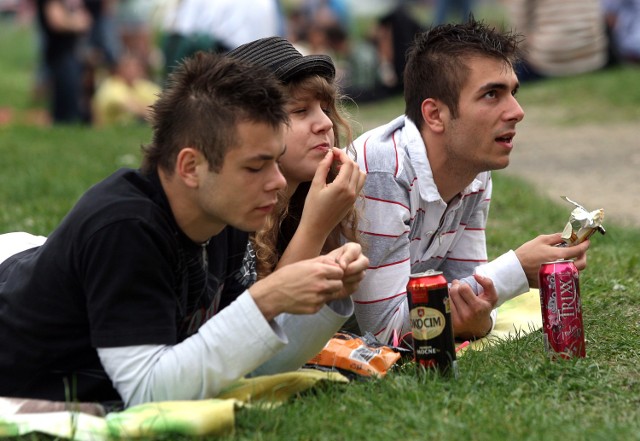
[320, 22, 381, 102]
[91, 52, 160, 126]
[81, 0, 121, 123]
[115, 0, 157, 74]
[35, 0, 92, 124]
[503, 0, 608, 81]
[286, 0, 350, 57]
[83, 0, 120, 68]
[160, 0, 285, 81]
[434, 0, 474, 24]
[318, 3, 425, 104]
[374, 4, 424, 96]
[294, 0, 351, 38]
[296, 3, 424, 103]
[602, 0, 640, 64]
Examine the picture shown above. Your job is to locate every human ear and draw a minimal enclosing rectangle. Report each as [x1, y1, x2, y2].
[420, 98, 445, 134]
[175, 148, 204, 188]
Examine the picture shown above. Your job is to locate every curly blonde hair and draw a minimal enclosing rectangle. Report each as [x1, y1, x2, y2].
[252, 75, 362, 279]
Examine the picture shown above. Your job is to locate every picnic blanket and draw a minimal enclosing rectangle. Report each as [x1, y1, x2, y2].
[463, 288, 542, 353]
[0, 290, 542, 439]
[0, 369, 348, 440]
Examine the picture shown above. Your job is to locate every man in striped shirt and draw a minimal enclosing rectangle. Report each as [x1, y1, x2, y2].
[350, 19, 590, 344]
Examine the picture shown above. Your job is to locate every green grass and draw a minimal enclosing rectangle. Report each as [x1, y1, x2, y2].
[516, 66, 640, 125]
[0, 125, 147, 233]
[2, 20, 640, 441]
[0, 22, 39, 111]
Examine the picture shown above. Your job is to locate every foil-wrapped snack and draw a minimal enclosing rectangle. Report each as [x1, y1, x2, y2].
[560, 196, 606, 246]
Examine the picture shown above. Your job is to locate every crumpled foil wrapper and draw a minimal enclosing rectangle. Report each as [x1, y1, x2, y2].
[560, 196, 606, 246]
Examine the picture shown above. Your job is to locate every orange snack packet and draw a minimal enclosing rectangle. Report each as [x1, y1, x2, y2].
[305, 331, 405, 379]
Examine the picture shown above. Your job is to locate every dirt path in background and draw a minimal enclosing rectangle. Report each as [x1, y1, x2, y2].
[503, 107, 640, 229]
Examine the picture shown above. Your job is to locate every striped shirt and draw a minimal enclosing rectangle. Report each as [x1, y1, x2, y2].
[352, 115, 528, 344]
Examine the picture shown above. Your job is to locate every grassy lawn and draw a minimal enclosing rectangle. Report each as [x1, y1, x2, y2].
[2, 18, 640, 441]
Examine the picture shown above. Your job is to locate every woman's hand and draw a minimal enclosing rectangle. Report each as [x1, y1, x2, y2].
[297, 148, 366, 243]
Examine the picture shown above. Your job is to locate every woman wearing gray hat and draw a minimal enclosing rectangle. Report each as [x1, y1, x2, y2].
[228, 37, 366, 289]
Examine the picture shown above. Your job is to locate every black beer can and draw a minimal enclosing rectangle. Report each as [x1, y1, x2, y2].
[407, 270, 457, 376]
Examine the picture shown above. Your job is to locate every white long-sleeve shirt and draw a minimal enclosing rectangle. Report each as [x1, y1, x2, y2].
[98, 293, 352, 407]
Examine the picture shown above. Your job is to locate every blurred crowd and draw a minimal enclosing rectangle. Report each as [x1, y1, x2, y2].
[2, 0, 639, 126]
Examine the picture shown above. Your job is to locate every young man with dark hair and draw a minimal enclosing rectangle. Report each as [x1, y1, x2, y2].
[350, 19, 589, 343]
[0, 52, 368, 407]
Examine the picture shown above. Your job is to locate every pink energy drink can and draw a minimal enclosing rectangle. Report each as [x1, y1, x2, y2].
[538, 259, 586, 359]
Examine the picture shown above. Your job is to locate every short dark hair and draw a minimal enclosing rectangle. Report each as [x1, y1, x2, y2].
[404, 18, 523, 128]
[141, 52, 289, 174]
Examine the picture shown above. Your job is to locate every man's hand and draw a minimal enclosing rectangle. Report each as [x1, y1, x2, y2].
[326, 242, 369, 297]
[449, 274, 498, 340]
[249, 242, 368, 321]
[515, 233, 590, 287]
[249, 256, 346, 321]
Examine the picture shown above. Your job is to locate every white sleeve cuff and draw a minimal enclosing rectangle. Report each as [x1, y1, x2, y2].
[325, 296, 354, 317]
[474, 250, 529, 307]
[489, 308, 497, 334]
[250, 298, 353, 377]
